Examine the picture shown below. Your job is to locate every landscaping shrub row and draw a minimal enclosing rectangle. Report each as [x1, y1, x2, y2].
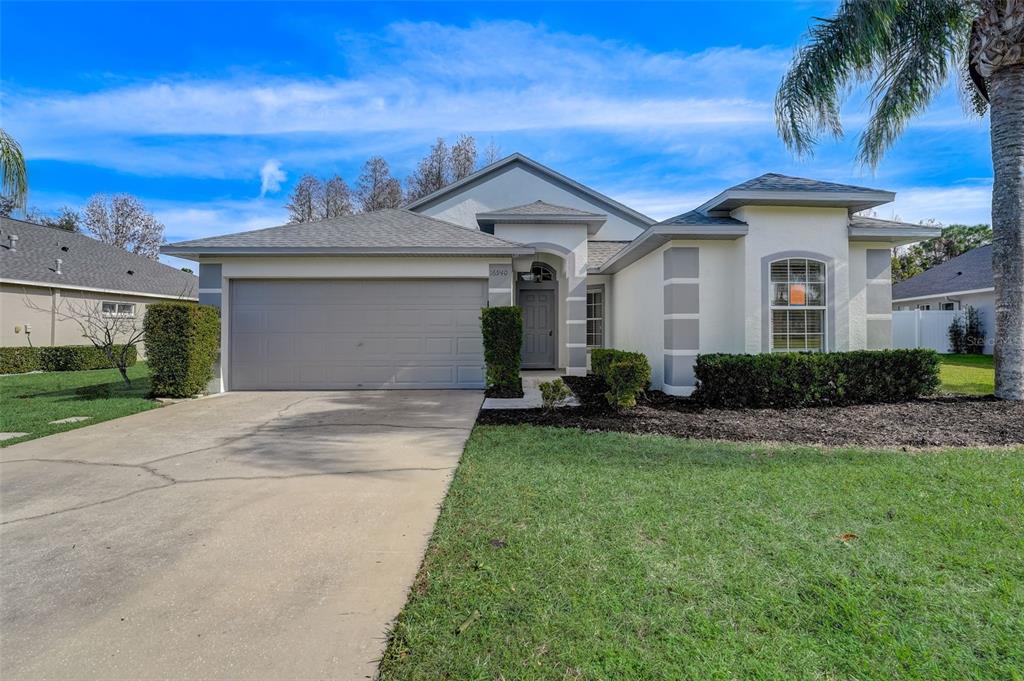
[144, 302, 221, 398]
[481, 306, 523, 393]
[591, 348, 652, 408]
[692, 349, 941, 408]
[0, 344, 138, 374]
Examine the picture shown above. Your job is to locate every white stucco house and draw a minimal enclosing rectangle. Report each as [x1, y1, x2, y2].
[161, 153, 939, 395]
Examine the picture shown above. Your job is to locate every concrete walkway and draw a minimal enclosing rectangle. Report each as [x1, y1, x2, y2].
[0, 390, 482, 681]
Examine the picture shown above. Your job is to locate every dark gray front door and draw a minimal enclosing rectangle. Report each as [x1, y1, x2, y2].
[520, 289, 556, 368]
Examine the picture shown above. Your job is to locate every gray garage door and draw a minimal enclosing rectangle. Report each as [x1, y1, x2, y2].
[229, 279, 486, 390]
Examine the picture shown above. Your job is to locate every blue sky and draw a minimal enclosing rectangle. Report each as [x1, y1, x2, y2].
[2, 1, 993, 267]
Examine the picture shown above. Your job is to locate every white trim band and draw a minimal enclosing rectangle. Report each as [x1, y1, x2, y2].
[565, 343, 587, 348]
[867, 277, 891, 285]
[488, 287, 512, 293]
[566, 319, 586, 325]
[664, 349, 699, 356]
[663, 277, 700, 286]
[867, 313, 892, 320]
[664, 313, 699, 320]
[566, 296, 586, 302]
[662, 384, 695, 397]
[198, 288, 222, 294]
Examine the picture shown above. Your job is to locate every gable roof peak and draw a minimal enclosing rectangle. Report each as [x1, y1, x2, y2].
[404, 151, 655, 227]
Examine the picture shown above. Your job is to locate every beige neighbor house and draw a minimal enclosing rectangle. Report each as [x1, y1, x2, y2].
[1, 216, 198, 354]
[162, 153, 939, 395]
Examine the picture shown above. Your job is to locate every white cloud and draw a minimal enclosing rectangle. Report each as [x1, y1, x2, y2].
[880, 185, 992, 226]
[259, 159, 286, 196]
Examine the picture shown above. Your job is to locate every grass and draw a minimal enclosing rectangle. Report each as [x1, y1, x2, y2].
[379, 425, 1024, 680]
[938, 353, 995, 396]
[0, 362, 159, 447]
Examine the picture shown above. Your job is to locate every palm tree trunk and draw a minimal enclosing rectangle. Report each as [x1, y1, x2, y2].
[989, 63, 1024, 400]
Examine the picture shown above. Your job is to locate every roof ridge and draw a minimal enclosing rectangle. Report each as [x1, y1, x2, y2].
[394, 209, 527, 247]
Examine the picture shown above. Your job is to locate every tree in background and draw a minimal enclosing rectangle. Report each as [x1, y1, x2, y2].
[891, 223, 993, 281]
[356, 156, 403, 212]
[481, 138, 502, 166]
[82, 194, 164, 259]
[322, 175, 354, 218]
[450, 134, 478, 181]
[775, 0, 1023, 400]
[405, 138, 451, 202]
[286, 175, 322, 223]
[286, 174, 354, 223]
[22, 205, 81, 232]
[405, 135, 481, 202]
[0, 129, 28, 211]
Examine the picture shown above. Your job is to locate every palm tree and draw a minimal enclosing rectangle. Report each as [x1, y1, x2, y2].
[775, 0, 1023, 400]
[0, 129, 28, 210]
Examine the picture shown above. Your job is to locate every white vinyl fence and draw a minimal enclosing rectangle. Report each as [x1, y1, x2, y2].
[892, 310, 958, 353]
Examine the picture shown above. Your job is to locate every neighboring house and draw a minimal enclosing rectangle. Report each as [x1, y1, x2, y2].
[1, 216, 198, 353]
[892, 244, 995, 353]
[162, 153, 938, 394]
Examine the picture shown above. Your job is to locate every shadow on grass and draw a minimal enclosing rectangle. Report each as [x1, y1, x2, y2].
[11, 377, 154, 402]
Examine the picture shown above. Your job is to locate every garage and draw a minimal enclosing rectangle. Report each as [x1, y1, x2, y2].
[229, 279, 487, 389]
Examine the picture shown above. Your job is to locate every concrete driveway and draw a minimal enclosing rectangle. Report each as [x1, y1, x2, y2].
[0, 390, 482, 681]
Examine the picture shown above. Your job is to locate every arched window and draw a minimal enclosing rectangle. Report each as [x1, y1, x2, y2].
[523, 262, 556, 282]
[769, 258, 826, 351]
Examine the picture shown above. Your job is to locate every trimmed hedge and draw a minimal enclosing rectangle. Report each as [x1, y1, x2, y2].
[144, 302, 221, 398]
[0, 345, 137, 374]
[481, 306, 523, 391]
[692, 349, 941, 408]
[591, 348, 652, 408]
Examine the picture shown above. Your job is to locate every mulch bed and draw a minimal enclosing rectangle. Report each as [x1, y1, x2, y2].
[484, 379, 524, 399]
[476, 375, 1024, 448]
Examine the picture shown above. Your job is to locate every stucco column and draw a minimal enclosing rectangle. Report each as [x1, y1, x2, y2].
[488, 262, 513, 306]
[663, 247, 700, 396]
[865, 249, 893, 349]
[197, 262, 224, 393]
[563, 249, 588, 376]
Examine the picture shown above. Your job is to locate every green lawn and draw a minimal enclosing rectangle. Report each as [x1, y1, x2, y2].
[0, 363, 159, 447]
[939, 353, 995, 396]
[380, 425, 1024, 680]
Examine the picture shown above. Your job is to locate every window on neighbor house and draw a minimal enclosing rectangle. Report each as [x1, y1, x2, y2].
[940, 302, 955, 311]
[769, 258, 826, 352]
[918, 304, 931, 310]
[586, 287, 604, 348]
[102, 301, 136, 318]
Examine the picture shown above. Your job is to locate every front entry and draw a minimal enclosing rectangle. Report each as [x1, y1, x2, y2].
[520, 289, 557, 368]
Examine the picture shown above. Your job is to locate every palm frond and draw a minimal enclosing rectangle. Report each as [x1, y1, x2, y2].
[0, 128, 28, 209]
[859, 0, 972, 167]
[776, 0, 901, 156]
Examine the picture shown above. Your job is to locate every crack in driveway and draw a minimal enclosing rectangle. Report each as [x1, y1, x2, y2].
[0, 461, 455, 526]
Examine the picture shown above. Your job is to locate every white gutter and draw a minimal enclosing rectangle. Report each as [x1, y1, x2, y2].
[892, 287, 994, 303]
[0, 277, 198, 301]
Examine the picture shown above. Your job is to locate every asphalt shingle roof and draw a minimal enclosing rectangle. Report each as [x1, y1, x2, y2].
[162, 209, 528, 252]
[0, 216, 198, 298]
[485, 201, 604, 217]
[728, 173, 886, 194]
[657, 210, 748, 227]
[586, 241, 631, 270]
[892, 244, 993, 300]
[849, 215, 926, 230]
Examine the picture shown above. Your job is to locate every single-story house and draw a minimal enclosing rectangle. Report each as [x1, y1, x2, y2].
[892, 244, 995, 353]
[1, 216, 199, 353]
[161, 153, 939, 394]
